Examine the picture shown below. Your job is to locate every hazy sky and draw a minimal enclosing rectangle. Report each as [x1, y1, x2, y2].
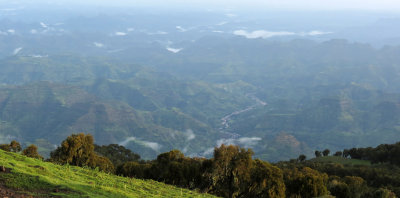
[2, 0, 400, 11]
[62, 0, 400, 11]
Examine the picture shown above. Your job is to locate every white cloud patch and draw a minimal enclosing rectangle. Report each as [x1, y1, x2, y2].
[13, 47, 22, 55]
[185, 129, 196, 141]
[202, 136, 262, 156]
[30, 29, 38, 34]
[118, 136, 162, 152]
[119, 137, 136, 146]
[166, 47, 183, 53]
[234, 29, 333, 39]
[147, 31, 168, 35]
[115, 32, 127, 36]
[7, 29, 15, 34]
[176, 26, 187, 32]
[212, 30, 224, 33]
[28, 54, 48, 58]
[142, 141, 162, 151]
[203, 147, 215, 156]
[182, 146, 188, 153]
[234, 30, 296, 39]
[127, 28, 135, 32]
[40, 22, 48, 28]
[216, 138, 236, 146]
[155, 31, 168, 35]
[93, 42, 104, 48]
[306, 30, 333, 36]
[237, 137, 262, 147]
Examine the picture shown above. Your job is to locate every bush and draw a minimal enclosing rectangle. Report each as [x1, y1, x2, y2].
[10, 140, 22, 152]
[22, 145, 43, 160]
[284, 167, 328, 198]
[50, 133, 113, 173]
[0, 140, 21, 152]
[0, 144, 10, 152]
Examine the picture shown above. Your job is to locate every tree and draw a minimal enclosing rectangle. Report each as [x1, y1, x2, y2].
[94, 144, 140, 167]
[328, 180, 350, 198]
[22, 144, 43, 159]
[284, 167, 328, 198]
[348, 148, 362, 159]
[315, 150, 322, 158]
[92, 155, 115, 173]
[298, 154, 306, 162]
[50, 133, 96, 167]
[322, 149, 330, 156]
[117, 161, 151, 179]
[334, 151, 343, 157]
[150, 150, 203, 188]
[343, 176, 367, 198]
[0, 144, 10, 152]
[9, 140, 21, 152]
[247, 159, 286, 198]
[343, 149, 350, 158]
[50, 133, 114, 173]
[373, 188, 396, 198]
[205, 144, 253, 198]
[0, 141, 21, 152]
[152, 150, 186, 185]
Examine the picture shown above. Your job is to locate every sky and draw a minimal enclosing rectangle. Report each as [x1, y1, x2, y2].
[2, 0, 400, 11]
[60, 0, 400, 11]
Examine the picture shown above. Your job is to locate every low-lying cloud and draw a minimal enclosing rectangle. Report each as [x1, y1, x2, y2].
[166, 47, 183, 53]
[0, 29, 17, 36]
[237, 137, 262, 147]
[142, 141, 162, 151]
[40, 22, 48, 28]
[119, 136, 162, 152]
[305, 30, 332, 36]
[115, 32, 127, 36]
[212, 30, 224, 33]
[202, 136, 262, 156]
[185, 129, 196, 141]
[176, 26, 187, 32]
[28, 54, 48, 58]
[119, 137, 136, 146]
[234, 30, 295, 39]
[13, 47, 23, 55]
[234, 29, 332, 39]
[93, 42, 104, 48]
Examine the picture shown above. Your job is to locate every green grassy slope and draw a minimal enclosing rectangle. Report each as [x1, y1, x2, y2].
[0, 150, 215, 197]
[309, 156, 371, 166]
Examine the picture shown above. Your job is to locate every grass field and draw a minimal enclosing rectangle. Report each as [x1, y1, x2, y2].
[309, 156, 371, 166]
[0, 149, 215, 197]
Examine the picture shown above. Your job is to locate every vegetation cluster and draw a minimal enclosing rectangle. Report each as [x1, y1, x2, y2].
[3, 133, 399, 198]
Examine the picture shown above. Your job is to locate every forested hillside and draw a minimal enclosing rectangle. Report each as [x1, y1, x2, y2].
[1, 11, 400, 161]
[3, 135, 399, 197]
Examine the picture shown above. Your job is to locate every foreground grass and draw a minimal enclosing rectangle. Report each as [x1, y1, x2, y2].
[0, 150, 215, 197]
[309, 156, 371, 166]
